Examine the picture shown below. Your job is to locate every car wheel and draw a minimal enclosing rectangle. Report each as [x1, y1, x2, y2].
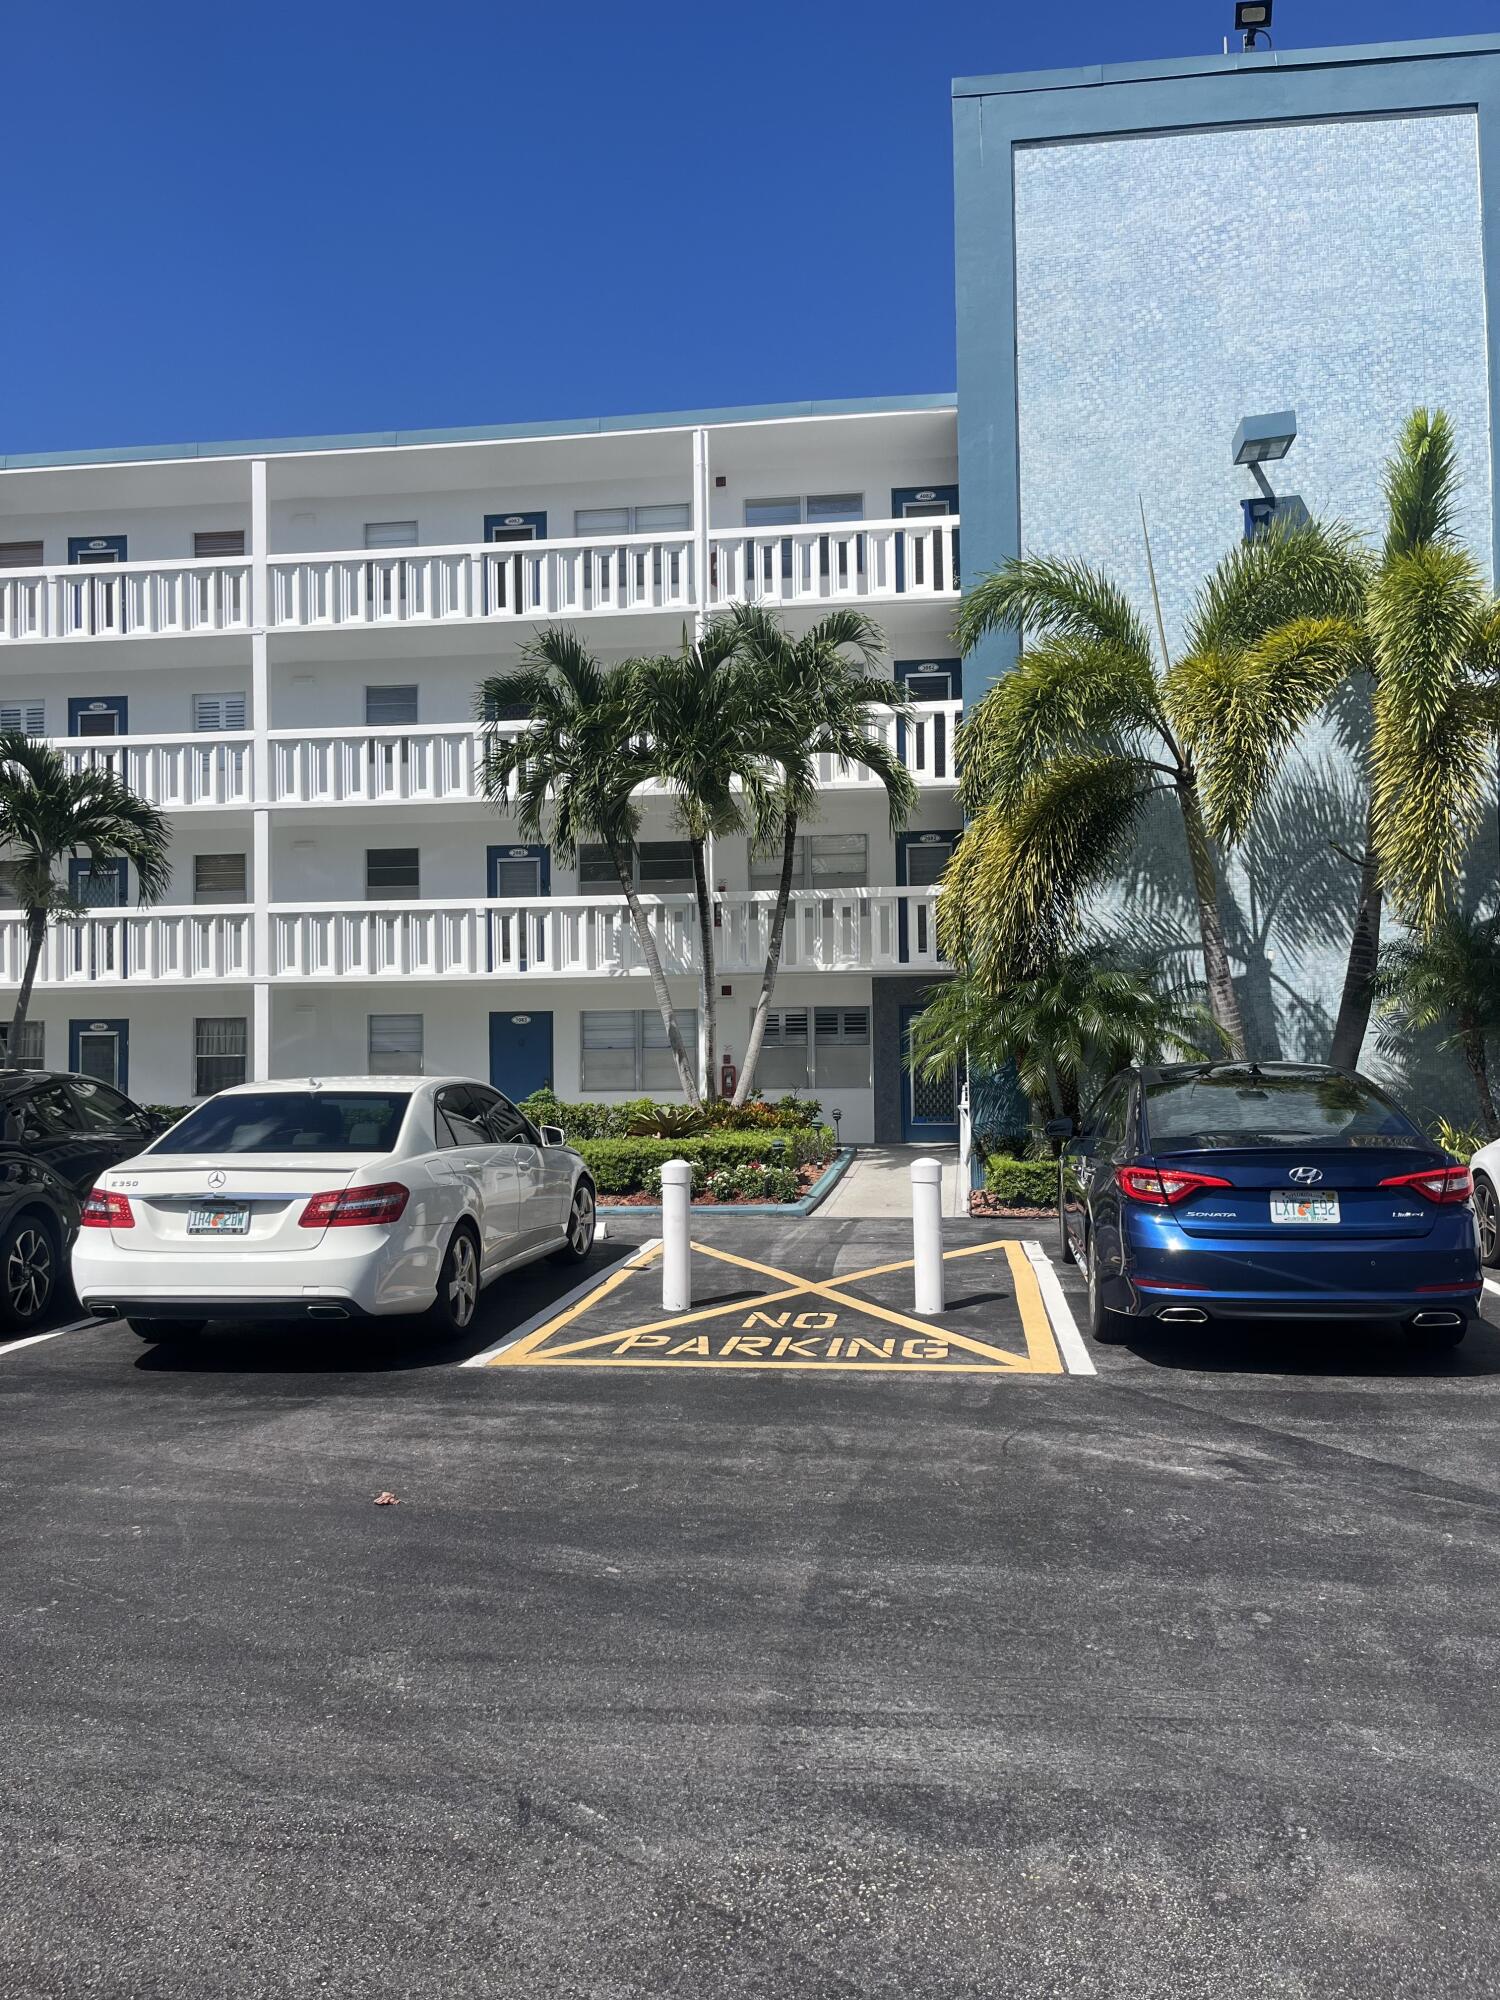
[128, 1319, 207, 1344]
[550, 1180, 597, 1265]
[0, 1212, 56, 1331]
[1084, 1228, 1127, 1344]
[1475, 1173, 1500, 1268]
[428, 1225, 480, 1333]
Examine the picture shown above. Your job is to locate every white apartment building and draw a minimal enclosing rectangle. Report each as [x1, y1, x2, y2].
[0, 396, 962, 1143]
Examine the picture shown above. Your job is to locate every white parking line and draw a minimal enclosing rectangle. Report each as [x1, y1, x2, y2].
[460, 1240, 662, 1367]
[1021, 1238, 1097, 1377]
[1484, 1277, 1500, 1298]
[0, 1317, 100, 1359]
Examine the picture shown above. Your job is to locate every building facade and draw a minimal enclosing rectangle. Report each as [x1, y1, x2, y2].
[0, 400, 963, 1140]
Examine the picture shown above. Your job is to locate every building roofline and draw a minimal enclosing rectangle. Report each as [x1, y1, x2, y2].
[953, 31, 1500, 99]
[0, 392, 958, 475]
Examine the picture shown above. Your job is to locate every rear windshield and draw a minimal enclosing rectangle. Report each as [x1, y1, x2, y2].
[1143, 1072, 1420, 1150]
[150, 1091, 411, 1155]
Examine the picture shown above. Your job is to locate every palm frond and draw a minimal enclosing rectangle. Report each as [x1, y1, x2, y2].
[954, 555, 1155, 664]
[1183, 518, 1370, 658]
[1382, 406, 1459, 561]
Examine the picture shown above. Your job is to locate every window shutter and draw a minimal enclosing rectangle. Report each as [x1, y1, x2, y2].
[364, 685, 419, 726]
[193, 530, 246, 558]
[0, 541, 44, 570]
[193, 693, 247, 732]
[364, 521, 418, 549]
[0, 701, 46, 737]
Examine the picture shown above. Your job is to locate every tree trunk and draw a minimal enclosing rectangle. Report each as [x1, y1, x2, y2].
[1461, 1013, 1500, 1139]
[1329, 815, 1383, 1071]
[609, 845, 700, 1106]
[1178, 782, 1249, 1059]
[5, 910, 45, 1072]
[733, 811, 798, 1108]
[689, 835, 717, 1103]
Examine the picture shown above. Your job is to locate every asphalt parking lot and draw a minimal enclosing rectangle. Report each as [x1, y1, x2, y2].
[3, 1217, 1500, 1998]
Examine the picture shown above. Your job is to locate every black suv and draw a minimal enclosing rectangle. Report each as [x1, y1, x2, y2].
[0, 1071, 167, 1332]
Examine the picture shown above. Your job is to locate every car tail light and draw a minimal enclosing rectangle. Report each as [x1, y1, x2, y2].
[1117, 1165, 1233, 1207]
[1378, 1166, 1473, 1205]
[299, 1183, 410, 1228]
[80, 1188, 134, 1229]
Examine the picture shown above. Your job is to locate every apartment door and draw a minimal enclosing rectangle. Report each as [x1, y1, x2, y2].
[487, 844, 550, 972]
[69, 1018, 129, 1092]
[68, 695, 128, 738]
[894, 660, 959, 779]
[890, 485, 958, 593]
[899, 1005, 957, 1145]
[489, 1011, 554, 1102]
[69, 857, 128, 980]
[66, 535, 128, 637]
[896, 831, 958, 964]
[483, 511, 547, 616]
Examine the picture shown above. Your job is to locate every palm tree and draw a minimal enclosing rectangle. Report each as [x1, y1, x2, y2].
[906, 938, 1218, 1129]
[723, 605, 916, 1106]
[631, 619, 772, 1102]
[0, 734, 171, 1069]
[1375, 909, 1500, 1138]
[477, 629, 700, 1103]
[949, 519, 1367, 1058]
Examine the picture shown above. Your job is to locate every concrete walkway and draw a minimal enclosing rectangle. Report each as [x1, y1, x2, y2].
[819, 1144, 965, 1219]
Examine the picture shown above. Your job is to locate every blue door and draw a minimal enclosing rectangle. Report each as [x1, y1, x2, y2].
[69, 856, 128, 905]
[69, 1018, 130, 1092]
[482, 512, 547, 615]
[890, 486, 958, 593]
[487, 844, 550, 973]
[490, 1011, 554, 1102]
[900, 1005, 957, 1144]
[896, 830, 959, 963]
[894, 660, 959, 779]
[68, 695, 128, 738]
[67, 534, 128, 564]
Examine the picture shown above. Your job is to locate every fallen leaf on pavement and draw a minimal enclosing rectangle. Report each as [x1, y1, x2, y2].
[374, 1491, 400, 1506]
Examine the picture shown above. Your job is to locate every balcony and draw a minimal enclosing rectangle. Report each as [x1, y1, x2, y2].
[0, 519, 959, 646]
[0, 889, 947, 988]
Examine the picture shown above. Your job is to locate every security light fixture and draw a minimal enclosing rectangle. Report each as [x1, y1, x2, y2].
[1232, 411, 1297, 466]
[1234, 0, 1273, 48]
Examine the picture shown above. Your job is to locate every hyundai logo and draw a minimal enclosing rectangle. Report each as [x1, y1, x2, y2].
[1288, 1165, 1323, 1185]
[207, 1170, 226, 1190]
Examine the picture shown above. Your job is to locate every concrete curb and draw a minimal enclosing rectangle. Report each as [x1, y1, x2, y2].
[596, 1147, 857, 1220]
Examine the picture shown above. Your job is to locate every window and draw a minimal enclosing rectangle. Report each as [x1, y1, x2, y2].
[365, 684, 419, 727]
[194, 853, 248, 905]
[581, 1010, 698, 1093]
[481, 1092, 534, 1144]
[0, 1021, 43, 1071]
[574, 503, 691, 536]
[366, 848, 420, 897]
[434, 1084, 488, 1148]
[193, 1019, 248, 1097]
[744, 498, 801, 528]
[750, 833, 868, 893]
[743, 495, 864, 525]
[369, 1013, 423, 1076]
[0, 540, 43, 569]
[69, 1078, 152, 1136]
[192, 692, 247, 733]
[364, 521, 418, 548]
[0, 700, 46, 737]
[194, 530, 246, 558]
[578, 840, 694, 893]
[154, 1091, 411, 1154]
[806, 493, 864, 522]
[755, 1007, 869, 1090]
[13, 1084, 83, 1139]
[1142, 1070, 1419, 1149]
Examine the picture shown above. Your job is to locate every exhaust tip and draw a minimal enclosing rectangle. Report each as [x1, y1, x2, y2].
[1157, 1305, 1209, 1324]
[306, 1304, 350, 1321]
[1412, 1310, 1463, 1328]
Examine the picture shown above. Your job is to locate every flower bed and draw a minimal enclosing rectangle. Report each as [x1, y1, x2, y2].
[602, 1157, 831, 1207]
[968, 1154, 1057, 1219]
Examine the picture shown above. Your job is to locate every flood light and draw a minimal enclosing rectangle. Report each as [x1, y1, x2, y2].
[1232, 411, 1297, 466]
[1235, 0, 1273, 45]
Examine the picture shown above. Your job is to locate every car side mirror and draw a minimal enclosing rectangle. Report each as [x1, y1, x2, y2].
[540, 1124, 566, 1148]
[1043, 1117, 1074, 1140]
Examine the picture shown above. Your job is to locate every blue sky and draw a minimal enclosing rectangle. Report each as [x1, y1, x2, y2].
[2, 1, 1494, 454]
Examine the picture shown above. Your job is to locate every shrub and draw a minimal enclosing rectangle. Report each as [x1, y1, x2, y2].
[983, 1156, 1058, 1207]
[575, 1126, 835, 1196]
[521, 1090, 826, 1144]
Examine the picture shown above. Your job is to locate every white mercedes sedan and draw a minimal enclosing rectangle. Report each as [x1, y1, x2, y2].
[71, 1076, 596, 1344]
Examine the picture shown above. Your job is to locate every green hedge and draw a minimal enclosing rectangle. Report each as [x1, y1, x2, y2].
[519, 1090, 821, 1140]
[576, 1127, 835, 1196]
[983, 1156, 1058, 1206]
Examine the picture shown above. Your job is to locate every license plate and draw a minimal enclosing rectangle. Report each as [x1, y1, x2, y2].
[1271, 1191, 1340, 1225]
[187, 1205, 250, 1235]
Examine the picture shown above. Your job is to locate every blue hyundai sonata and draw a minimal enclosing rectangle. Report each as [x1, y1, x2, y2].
[1054, 1062, 1482, 1348]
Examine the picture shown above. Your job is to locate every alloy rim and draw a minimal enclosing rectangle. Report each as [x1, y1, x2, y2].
[7, 1228, 52, 1320]
[570, 1185, 595, 1255]
[448, 1236, 478, 1327]
[1479, 1181, 1499, 1266]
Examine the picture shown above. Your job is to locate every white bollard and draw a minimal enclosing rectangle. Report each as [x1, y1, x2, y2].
[660, 1158, 693, 1313]
[911, 1155, 945, 1316]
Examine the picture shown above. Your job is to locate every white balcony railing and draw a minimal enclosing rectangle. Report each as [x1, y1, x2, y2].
[0, 559, 250, 643]
[57, 733, 254, 809]
[0, 520, 958, 645]
[0, 890, 945, 988]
